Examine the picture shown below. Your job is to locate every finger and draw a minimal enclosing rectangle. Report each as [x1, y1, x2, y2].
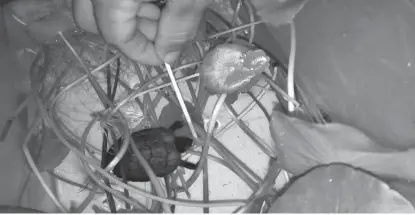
[137, 3, 160, 20]
[137, 18, 158, 40]
[73, 0, 99, 33]
[92, 0, 162, 65]
[155, 0, 213, 63]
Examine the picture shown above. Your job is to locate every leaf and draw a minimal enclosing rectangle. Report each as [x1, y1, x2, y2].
[268, 163, 415, 213]
[252, 0, 308, 26]
[389, 180, 415, 208]
[244, 159, 280, 213]
[269, 108, 415, 182]
[28, 128, 70, 172]
[238, 75, 261, 94]
[199, 43, 270, 94]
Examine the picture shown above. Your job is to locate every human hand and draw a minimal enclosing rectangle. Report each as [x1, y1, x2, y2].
[73, 0, 212, 66]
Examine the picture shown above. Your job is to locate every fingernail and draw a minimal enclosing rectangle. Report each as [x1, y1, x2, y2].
[164, 51, 180, 64]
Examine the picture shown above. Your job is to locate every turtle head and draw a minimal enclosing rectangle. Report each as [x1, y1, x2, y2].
[174, 136, 194, 153]
[168, 121, 185, 132]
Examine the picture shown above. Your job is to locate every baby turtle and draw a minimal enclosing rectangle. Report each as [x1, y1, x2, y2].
[106, 121, 197, 182]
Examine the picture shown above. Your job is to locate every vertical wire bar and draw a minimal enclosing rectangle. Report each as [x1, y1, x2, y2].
[164, 63, 198, 139]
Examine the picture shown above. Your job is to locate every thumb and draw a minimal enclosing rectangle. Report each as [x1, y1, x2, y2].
[155, 0, 212, 64]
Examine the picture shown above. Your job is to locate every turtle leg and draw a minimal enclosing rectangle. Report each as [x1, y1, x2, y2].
[168, 120, 185, 132]
[179, 160, 198, 170]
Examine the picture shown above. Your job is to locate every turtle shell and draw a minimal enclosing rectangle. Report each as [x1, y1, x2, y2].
[106, 122, 190, 182]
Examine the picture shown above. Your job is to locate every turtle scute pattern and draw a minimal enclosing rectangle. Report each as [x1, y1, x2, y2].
[109, 125, 182, 182]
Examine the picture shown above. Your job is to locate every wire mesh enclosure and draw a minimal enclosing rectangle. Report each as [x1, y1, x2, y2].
[1, 0, 313, 213]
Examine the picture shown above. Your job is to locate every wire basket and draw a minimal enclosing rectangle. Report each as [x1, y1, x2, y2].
[2, 0, 316, 213]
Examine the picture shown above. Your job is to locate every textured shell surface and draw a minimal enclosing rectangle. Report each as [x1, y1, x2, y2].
[108, 127, 182, 182]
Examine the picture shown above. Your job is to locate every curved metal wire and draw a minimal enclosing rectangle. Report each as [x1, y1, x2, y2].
[9, 0, 306, 213]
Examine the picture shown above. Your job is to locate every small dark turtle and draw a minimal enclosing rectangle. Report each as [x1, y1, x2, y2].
[106, 121, 197, 182]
